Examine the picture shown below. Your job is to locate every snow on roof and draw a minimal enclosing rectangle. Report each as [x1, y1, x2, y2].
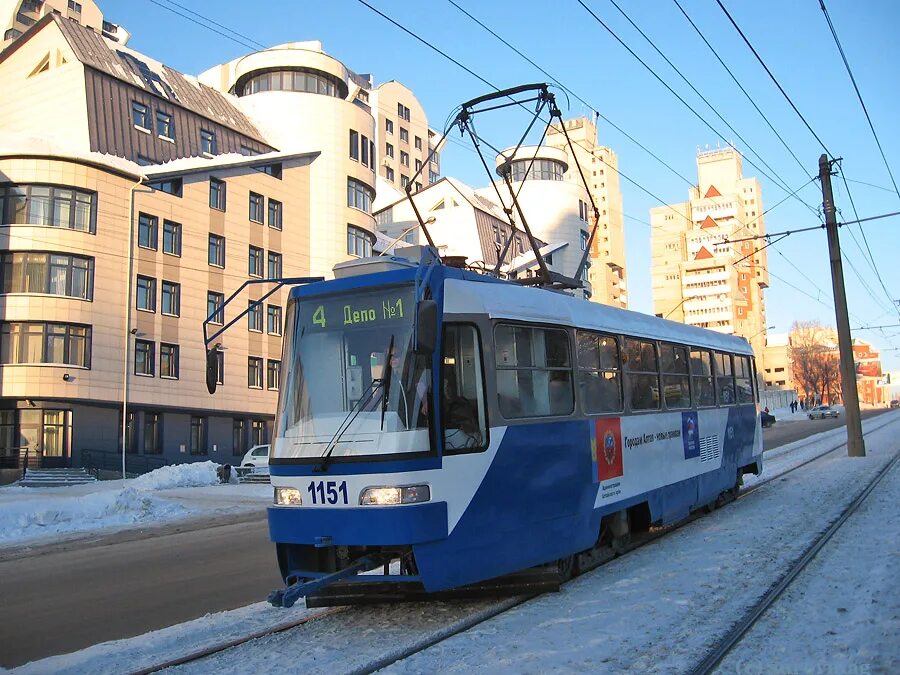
[0, 132, 144, 177]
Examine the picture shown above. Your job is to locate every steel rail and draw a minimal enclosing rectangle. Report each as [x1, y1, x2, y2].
[689, 450, 900, 675]
[130, 412, 900, 674]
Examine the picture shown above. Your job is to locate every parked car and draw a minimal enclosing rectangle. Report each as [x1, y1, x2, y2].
[808, 405, 839, 420]
[241, 444, 270, 469]
[890, 399, 899, 409]
[760, 410, 776, 428]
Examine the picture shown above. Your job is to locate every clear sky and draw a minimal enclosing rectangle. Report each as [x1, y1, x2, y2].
[107, 0, 900, 374]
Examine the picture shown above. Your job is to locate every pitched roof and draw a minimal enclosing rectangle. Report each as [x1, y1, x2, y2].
[47, 14, 268, 144]
[704, 184, 721, 198]
[700, 215, 718, 229]
[694, 246, 714, 260]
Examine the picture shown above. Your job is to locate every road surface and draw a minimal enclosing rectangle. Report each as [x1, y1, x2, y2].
[1, 407, 894, 668]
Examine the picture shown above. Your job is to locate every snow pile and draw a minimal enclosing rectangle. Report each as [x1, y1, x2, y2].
[0, 487, 184, 546]
[131, 461, 221, 491]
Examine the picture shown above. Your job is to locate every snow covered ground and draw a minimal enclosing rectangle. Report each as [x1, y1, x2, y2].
[0, 462, 269, 550]
[12, 411, 898, 675]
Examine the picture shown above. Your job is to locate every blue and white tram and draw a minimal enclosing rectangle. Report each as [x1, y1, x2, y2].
[267, 254, 762, 606]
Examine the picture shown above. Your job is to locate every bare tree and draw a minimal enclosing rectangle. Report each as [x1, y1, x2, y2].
[789, 321, 841, 405]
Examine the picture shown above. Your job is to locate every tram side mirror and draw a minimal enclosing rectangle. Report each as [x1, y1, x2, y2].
[416, 300, 437, 356]
[206, 348, 218, 394]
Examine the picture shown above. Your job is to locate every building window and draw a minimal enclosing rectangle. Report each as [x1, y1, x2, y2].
[249, 192, 264, 223]
[131, 101, 150, 130]
[248, 356, 263, 388]
[268, 199, 282, 230]
[385, 167, 395, 182]
[233, 418, 246, 454]
[349, 129, 359, 161]
[400, 127, 409, 143]
[253, 162, 282, 178]
[267, 304, 282, 335]
[144, 413, 161, 454]
[580, 230, 589, 251]
[209, 177, 226, 210]
[207, 291, 224, 324]
[161, 280, 180, 316]
[137, 213, 158, 250]
[385, 119, 394, 134]
[251, 419, 267, 446]
[0, 322, 91, 367]
[208, 234, 225, 268]
[415, 159, 422, 172]
[0, 185, 96, 233]
[136, 275, 156, 312]
[509, 159, 565, 182]
[401, 175, 409, 188]
[200, 129, 217, 155]
[121, 411, 136, 453]
[156, 111, 174, 139]
[190, 416, 206, 455]
[68, 1, 82, 12]
[415, 136, 422, 150]
[0, 252, 93, 300]
[162, 220, 181, 256]
[347, 225, 374, 258]
[267, 251, 282, 279]
[347, 178, 374, 213]
[160, 343, 179, 379]
[249, 245, 264, 278]
[150, 178, 182, 197]
[248, 301, 263, 332]
[238, 70, 343, 98]
[267, 359, 281, 390]
[400, 151, 409, 167]
[134, 339, 155, 376]
[398, 102, 411, 121]
[386, 143, 394, 158]
[369, 140, 376, 171]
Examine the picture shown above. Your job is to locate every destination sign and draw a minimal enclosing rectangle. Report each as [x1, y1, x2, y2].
[300, 287, 413, 332]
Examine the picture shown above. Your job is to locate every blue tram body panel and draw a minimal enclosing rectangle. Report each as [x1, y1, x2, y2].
[266, 260, 764, 596]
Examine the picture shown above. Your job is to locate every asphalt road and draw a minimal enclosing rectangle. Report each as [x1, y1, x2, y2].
[1, 407, 896, 668]
[0, 514, 279, 668]
[761, 407, 893, 451]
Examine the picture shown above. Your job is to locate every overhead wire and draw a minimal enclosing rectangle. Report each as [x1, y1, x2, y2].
[818, 0, 900, 203]
[714, 0, 833, 158]
[145, 0, 263, 51]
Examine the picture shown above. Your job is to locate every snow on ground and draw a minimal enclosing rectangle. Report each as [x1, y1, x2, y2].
[0, 462, 269, 550]
[14, 411, 899, 675]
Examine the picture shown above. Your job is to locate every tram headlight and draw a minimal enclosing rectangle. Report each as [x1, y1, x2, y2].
[274, 487, 302, 506]
[359, 484, 431, 506]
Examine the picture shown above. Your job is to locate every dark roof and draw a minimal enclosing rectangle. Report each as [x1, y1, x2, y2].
[49, 14, 267, 144]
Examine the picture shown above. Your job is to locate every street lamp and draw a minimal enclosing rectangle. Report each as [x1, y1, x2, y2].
[748, 325, 775, 342]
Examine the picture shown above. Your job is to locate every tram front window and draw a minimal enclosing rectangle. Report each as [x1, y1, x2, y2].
[275, 286, 432, 461]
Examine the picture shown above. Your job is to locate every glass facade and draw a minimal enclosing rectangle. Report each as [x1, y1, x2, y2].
[238, 69, 345, 98]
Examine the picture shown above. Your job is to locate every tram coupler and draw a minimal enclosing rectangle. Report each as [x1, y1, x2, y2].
[268, 554, 387, 608]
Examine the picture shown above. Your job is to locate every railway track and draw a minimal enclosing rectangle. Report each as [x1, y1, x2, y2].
[688, 449, 900, 675]
[127, 412, 900, 674]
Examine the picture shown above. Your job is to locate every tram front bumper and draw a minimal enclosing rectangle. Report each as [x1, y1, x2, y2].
[267, 501, 449, 546]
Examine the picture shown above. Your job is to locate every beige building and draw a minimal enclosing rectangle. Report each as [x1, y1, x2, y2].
[0, 12, 436, 472]
[762, 333, 794, 390]
[650, 147, 769, 358]
[547, 117, 626, 307]
[2, 0, 128, 48]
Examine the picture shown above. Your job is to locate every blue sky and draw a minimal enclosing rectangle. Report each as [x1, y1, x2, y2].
[108, 0, 900, 373]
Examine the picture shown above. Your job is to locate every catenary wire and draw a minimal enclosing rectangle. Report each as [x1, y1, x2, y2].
[671, 0, 811, 181]
[714, 0, 833, 158]
[819, 0, 900, 202]
[145, 0, 261, 52]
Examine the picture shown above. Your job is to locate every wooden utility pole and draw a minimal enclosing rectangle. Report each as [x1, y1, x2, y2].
[819, 154, 865, 457]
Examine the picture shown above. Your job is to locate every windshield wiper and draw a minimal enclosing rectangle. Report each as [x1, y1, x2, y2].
[380, 334, 396, 431]
[315, 378, 382, 472]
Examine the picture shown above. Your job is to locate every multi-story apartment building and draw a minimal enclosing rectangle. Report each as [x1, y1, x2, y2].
[650, 147, 769, 359]
[369, 81, 435, 193]
[2, 0, 128, 48]
[547, 117, 627, 307]
[0, 12, 435, 472]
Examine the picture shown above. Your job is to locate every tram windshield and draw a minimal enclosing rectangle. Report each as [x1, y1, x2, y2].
[274, 284, 432, 461]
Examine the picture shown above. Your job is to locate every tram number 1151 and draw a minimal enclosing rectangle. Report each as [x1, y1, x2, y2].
[307, 480, 349, 505]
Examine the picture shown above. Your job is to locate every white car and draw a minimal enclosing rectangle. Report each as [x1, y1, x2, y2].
[241, 444, 270, 469]
[808, 405, 839, 420]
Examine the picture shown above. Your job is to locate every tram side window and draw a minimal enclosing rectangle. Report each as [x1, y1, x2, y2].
[441, 324, 488, 452]
[690, 349, 716, 407]
[576, 330, 622, 413]
[751, 356, 760, 403]
[734, 355, 754, 404]
[715, 352, 736, 405]
[660, 343, 691, 409]
[494, 324, 573, 418]
[624, 338, 659, 411]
